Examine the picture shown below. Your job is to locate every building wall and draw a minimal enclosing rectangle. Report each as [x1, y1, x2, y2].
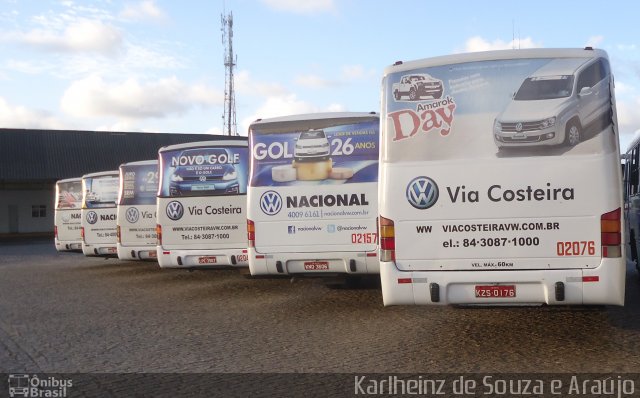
[0, 188, 55, 234]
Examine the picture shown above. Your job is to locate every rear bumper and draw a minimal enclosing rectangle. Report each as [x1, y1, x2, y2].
[82, 242, 118, 257]
[157, 247, 248, 269]
[248, 248, 379, 276]
[117, 243, 158, 261]
[380, 259, 625, 306]
[55, 239, 82, 252]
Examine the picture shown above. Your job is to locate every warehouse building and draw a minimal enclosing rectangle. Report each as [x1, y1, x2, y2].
[0, 129, 243, 236]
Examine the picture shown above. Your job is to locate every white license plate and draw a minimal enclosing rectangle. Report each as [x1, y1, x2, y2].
[304, 261, 329, 271]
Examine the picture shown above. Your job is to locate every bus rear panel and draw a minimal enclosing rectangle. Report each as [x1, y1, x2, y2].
[117, 160, 159, 261]
[248, 112, 380, 276]
[379, 48, 624, 306]
[54, 177, 83, 251]
[81, 171, 119, 257]
[156, 140, 249, 269]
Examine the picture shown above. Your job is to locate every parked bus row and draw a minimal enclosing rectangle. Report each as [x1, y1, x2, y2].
[56, 47, 627, 306]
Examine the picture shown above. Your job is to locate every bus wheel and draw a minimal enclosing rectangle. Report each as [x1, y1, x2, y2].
[565, 121, 581, 146]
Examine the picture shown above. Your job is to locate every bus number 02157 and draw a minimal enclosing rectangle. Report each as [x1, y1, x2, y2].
[351, 233, 377, 244]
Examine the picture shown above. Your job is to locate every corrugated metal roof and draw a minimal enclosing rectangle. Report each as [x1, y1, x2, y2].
[0, 128, 246, 182]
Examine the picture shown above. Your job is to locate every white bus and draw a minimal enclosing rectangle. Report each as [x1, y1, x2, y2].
[117, 160, 159, 261]
[379, 48, 625, 306]
[81, 170, 119, 257]
[623, 136, 640, 275]
[54, 177, 83, 251]
[247, 112, 380, 277]
[156, 139, 249, 268]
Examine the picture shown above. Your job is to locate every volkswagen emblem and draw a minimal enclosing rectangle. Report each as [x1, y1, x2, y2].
[515, 122, 523, 132]
[199, 175, 207, 182]
[166, 201, 184, 221]
[125, 207, 140, 223]
[406, 177, 439, 210]
[86, 211, 98, 224]
[260, 191, 282, 216]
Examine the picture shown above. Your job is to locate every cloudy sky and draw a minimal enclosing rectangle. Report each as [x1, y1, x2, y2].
[1, 0, 639, 149]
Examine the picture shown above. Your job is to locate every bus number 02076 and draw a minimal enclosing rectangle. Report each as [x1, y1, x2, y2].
[556, 241, 595, 256]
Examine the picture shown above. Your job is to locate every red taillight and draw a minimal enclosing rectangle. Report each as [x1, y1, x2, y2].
[156, 224, 162, 246]
[601, 208, 621, 258]
[583, 276, 600, 282]
[80, 226, 85, 242]
[247, 219, 255, 248]
[54, 225, 58, 238]
[379, 216, 395, 262]
[116, 225, 121, 243]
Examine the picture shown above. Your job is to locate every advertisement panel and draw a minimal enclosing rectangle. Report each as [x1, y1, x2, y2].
[83, 176, 119, 209]
[159, 147, 248, 197]
[56, 181, 82, 209]
[120, 163, 158, 206]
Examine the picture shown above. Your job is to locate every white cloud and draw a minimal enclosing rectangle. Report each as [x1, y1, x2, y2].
[586, 35, 604, 48]
[0, 97, 66, 129]
[120, 1, 167, 22]
[294, 74, 340, 88]
[462, 36, 542, 53]
[60, 75, 223, 119]
[6, 19, 123, 55]
[235, 70, 289, 97]
[260, 0, 336, 14]
[617, 96, 640, 137]
[240, 94, 345, 134]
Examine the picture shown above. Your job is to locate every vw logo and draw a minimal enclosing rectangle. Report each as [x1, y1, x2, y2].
[86, 211, 98, 224]
[515, 122, 523, 132]
[126, 207, 140, 223]
[406, 177, 439, 210]
[260, 191, 282, 216]
[199, 175, 207, 182]
[166, 201, 184, 221]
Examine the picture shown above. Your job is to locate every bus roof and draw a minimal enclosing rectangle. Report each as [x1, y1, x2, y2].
[56, 177, 82, 184]
[119, 159, 158, 168]
[82, 170, 119, 179]
[158, 139, 247, 153]
[385, 48, 608, 76]
[249, 112, 378, 133]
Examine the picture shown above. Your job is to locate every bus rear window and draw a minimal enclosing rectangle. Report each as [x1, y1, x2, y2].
[83, 176, 119, 208]
[119, 163, 158, 206]
[158, 147, 248, 198]
[56, 181, 82, 210]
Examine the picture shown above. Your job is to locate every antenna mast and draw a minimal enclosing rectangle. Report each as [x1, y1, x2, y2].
[221, 11, 237, 136]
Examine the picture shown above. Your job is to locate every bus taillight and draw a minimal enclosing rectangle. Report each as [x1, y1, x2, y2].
[116, 225, 121, 243]
[54, 225, 58, 238]
[247, 219, 255, 248]
[156, 224, 162, 246]
[80, 226, 85, 242]
[379, 216, 395, 262]
[601, 208, 621, 258]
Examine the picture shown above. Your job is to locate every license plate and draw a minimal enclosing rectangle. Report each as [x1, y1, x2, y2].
[148, 251, 157, 258]
[192, 185, 213, 191]
[107, 247, 117, 253]
[512, 133, 527, 139]
[304, 261, 329, 271]
[198, 256, 217, 264]
[475, 285, 516, 298]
